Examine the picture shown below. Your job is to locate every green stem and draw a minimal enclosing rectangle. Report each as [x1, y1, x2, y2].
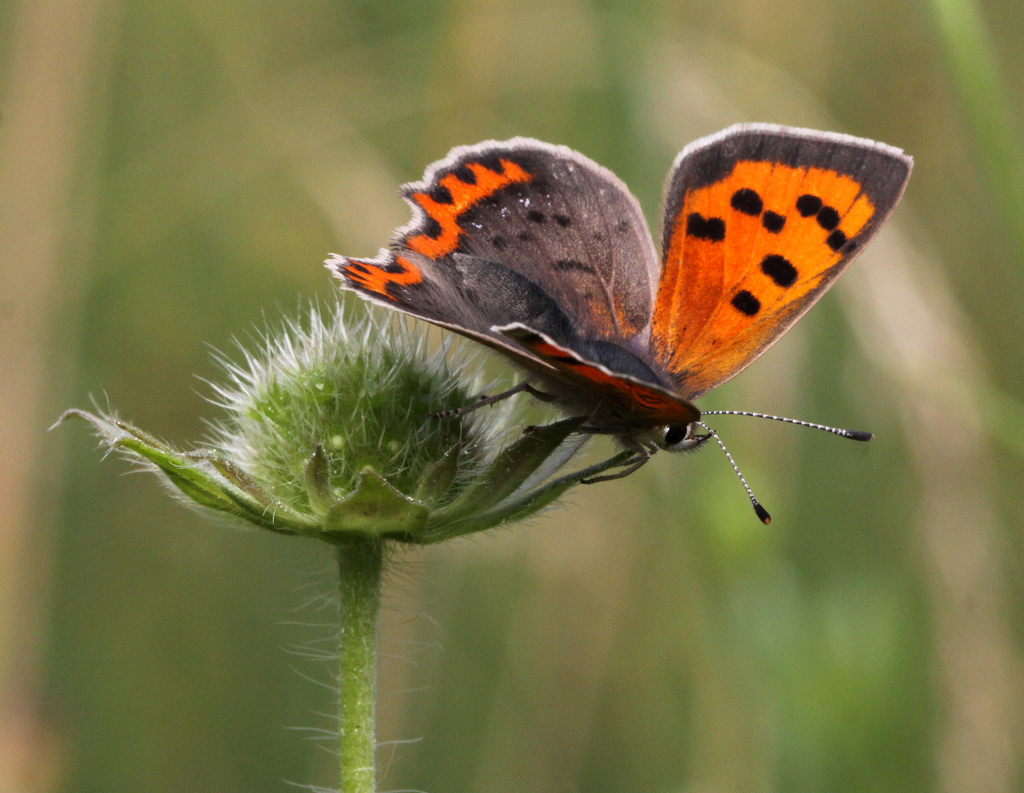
[336, 536, 384, 793]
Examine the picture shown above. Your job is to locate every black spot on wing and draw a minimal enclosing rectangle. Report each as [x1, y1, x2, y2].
[796, 194, 822, 216]
[423, 216, 443, 239]
[816, 205, 841, 230]
[826, 230, 848, 251]
[730, 188, 763, 216]
[760, 254, 798, 287]
[731, 290, 761, 316]
[429, 184, 453, 205]
[762, 211, 785, 233]
[686, 213, 726, 242]
[451, 164, 477, 184]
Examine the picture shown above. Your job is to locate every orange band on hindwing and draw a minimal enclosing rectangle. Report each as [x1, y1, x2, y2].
[406, 159, 533, 259]
[340, 255, 423, 300]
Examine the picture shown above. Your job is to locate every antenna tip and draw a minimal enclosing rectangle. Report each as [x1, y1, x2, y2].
[847, 430, 874, 442]
[754, 502, 772, 524]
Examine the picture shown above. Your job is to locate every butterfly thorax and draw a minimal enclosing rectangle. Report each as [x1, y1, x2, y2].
[505, 331, 702, 437]
[527, 366, 705, 454]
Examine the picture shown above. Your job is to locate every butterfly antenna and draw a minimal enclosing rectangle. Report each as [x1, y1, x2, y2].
[695, 421, 771, 525]
[701, 410, 873, 442]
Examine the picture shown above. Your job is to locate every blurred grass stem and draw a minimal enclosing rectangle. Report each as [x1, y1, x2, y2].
[927, 0, 1024, 288]
[336, 536, 384, 793]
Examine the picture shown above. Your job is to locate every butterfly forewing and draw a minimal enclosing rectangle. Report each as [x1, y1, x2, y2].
[331, 138, 660, 353]
[651, 124, 912, 399]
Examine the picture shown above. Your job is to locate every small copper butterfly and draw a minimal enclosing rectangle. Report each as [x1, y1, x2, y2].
[327, 125, 912, 521]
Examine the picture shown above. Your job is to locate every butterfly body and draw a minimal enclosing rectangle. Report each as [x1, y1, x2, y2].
[328, 125, 911, 477]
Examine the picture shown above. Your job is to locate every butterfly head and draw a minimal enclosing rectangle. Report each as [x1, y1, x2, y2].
[632, 421, 711, 453]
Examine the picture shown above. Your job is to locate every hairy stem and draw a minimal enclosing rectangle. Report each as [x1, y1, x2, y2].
[336, 536, 384, 793]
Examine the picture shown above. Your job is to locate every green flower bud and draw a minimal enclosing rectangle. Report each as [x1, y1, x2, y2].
[58, 302, 629, 544]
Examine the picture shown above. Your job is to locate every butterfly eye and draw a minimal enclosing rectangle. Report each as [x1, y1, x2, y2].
[661, 423, 696, 450]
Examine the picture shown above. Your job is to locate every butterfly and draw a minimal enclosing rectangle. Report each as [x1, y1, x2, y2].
[327, 124, 912, 521]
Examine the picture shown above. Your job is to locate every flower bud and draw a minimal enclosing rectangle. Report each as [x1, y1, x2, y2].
[59, 303, 626, 544]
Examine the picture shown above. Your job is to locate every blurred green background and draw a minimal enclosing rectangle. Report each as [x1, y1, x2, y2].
[3, 0, 1023, 791]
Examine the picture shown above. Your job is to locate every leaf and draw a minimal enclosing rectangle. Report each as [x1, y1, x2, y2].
[323, 468, 429, 537]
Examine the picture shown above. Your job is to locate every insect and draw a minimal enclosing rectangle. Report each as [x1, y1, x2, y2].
[328, 125, 912, 521]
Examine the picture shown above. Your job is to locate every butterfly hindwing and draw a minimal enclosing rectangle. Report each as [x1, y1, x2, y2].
[651, 124, 913, 399]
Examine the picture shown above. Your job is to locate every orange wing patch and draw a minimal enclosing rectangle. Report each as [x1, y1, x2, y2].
[652, 161, 877, 398]
[406, 159, 532, 259]
[339, 254, 423, 301]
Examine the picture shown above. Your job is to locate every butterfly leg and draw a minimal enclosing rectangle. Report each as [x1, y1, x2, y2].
[580, 438, 658, 484]
[432, 382, 558, 418]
